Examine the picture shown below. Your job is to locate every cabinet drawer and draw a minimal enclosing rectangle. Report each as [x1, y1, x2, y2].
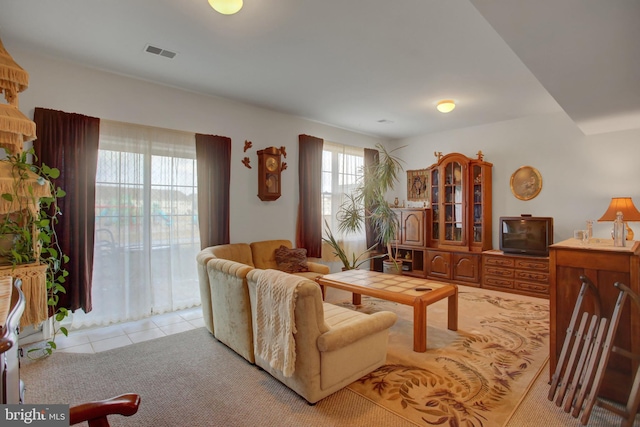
[484, 256, 515, 268]
[484, 276, 514, 289]
[484, 266, 514, 278]
[515, 281, 549, 295]
[515, 270, 549, 283]
[514, 259, 549, 272]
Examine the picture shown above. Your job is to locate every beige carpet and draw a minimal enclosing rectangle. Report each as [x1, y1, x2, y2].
[326, 286, 549, 427]
[19, 286, 638, 426]
[506, 362, 640, 427]
[21, 327, 416, 427]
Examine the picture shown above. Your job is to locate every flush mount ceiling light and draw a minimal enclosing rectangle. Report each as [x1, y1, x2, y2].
[208, 0, 243, 15]
[436, 100, 456, 113]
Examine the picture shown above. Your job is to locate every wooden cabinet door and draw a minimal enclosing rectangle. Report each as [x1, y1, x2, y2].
[441, 158, 467, 247]
[427, 250, 451, 280]
[429, 167, 440, 247]
[453, 253, 480, 284]
[469, 162, 492, 251]
[428, 152, 493, 253]
[401, 210, 425, 247]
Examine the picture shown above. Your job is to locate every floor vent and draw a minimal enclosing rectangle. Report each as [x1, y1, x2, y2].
[144, 44, 177, 59]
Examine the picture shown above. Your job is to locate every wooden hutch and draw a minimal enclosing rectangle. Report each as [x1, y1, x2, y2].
[370, 150, 555, 299]
[378, 151, 493, 287]
[425, 152, 492, 286]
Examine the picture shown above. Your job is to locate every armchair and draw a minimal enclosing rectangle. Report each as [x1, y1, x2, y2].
[247, 268, 396, 404]
[197, 240, 330, 364]
[70, 393, 140, 427]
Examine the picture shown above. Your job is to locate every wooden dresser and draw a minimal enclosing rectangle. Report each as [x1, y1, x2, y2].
[549, 238, 640, 403]
[482, 249, 550, 298]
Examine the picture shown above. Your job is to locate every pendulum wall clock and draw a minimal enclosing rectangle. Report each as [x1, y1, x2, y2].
[257, 146, 282, 201]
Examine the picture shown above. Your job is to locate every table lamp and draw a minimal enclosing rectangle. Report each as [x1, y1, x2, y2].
[598, 197, 640, 240]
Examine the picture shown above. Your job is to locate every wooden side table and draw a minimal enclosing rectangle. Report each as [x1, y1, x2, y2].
[550, 238, 640, 403]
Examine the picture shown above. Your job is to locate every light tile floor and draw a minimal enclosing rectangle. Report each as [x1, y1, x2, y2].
[49, 307, 205, 354]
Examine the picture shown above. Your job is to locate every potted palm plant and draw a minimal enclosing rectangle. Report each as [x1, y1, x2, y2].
[335, 143, 405, 274]
[322, 218, 383, 270]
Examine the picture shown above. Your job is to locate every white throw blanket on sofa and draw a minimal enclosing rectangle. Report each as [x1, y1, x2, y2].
[255, 269, 300, 377]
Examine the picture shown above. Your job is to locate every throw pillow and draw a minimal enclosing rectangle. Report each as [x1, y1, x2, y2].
[274, 245, 309, 273]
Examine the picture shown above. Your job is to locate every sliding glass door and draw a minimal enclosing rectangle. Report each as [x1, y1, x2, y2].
[72, 121, 201, 328]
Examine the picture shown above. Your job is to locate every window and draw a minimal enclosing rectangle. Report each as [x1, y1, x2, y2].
[321, 142, 366, 266]
[71, 121, 201, 328]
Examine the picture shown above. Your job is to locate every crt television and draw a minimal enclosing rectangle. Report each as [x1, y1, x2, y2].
[499, 216, 554, 256]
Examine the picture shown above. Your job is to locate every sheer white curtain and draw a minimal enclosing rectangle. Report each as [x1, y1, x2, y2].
[321, 142, 366, 271]
[71, 120, 201, 328]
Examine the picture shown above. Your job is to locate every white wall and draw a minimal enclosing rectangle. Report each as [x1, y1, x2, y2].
[11, 46, 386, 244]
[391, 113, 640, 246]
[12, 45, 640, 249]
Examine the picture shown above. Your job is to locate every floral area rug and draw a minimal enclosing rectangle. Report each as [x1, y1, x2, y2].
[328, 287, 549, 427]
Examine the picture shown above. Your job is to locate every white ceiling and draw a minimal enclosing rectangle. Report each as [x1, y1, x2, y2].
[0, 0, 638, 139]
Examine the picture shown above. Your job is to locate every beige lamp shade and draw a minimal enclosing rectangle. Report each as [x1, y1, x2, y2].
[0, 38, 29, 106]
[0, 103, 36, 154]
[598, 197, 640, 222]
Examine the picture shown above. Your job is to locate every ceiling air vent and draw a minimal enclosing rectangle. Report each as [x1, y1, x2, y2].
[144, 44, 177, 59]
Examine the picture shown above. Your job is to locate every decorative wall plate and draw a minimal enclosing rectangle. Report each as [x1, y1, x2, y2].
[510, 166, 542, 201]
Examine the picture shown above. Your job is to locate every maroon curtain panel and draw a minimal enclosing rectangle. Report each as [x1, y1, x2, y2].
[296, 134, 323, 258]
[364, 147, 380, 250]
[195, 134, 231, 248]
[33, 107, 100, 313]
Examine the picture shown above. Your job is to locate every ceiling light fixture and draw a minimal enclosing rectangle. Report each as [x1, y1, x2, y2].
[208, 0, 243, 15]
[436, 100, 456, 113]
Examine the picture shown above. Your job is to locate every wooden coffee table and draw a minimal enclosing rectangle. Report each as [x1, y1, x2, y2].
[317, 270, 458, 352]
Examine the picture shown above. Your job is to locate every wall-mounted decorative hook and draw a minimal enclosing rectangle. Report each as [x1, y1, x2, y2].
[281, 162, 287, 172]
[244, 140, 253, 152]
[280, 146, 287, 158]
[242, 157, 251, 169]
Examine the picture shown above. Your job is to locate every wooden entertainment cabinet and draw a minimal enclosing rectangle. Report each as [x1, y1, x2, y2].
[371, 152, 492, 285]
[372, 152, 552, 299]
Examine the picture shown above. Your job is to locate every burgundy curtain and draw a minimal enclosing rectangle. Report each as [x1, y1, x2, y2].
[296, 134, 323, 258]
[364, 147, 379, 250]
[33, 107, 100, 313]
[195, 134, 231, 248]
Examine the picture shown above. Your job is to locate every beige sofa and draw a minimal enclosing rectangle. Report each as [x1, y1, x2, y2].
[247, 268, 397, 404]
[196, 240, 330, 363]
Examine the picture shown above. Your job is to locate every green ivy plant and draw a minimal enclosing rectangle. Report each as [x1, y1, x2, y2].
[0, 147, 69, 358]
